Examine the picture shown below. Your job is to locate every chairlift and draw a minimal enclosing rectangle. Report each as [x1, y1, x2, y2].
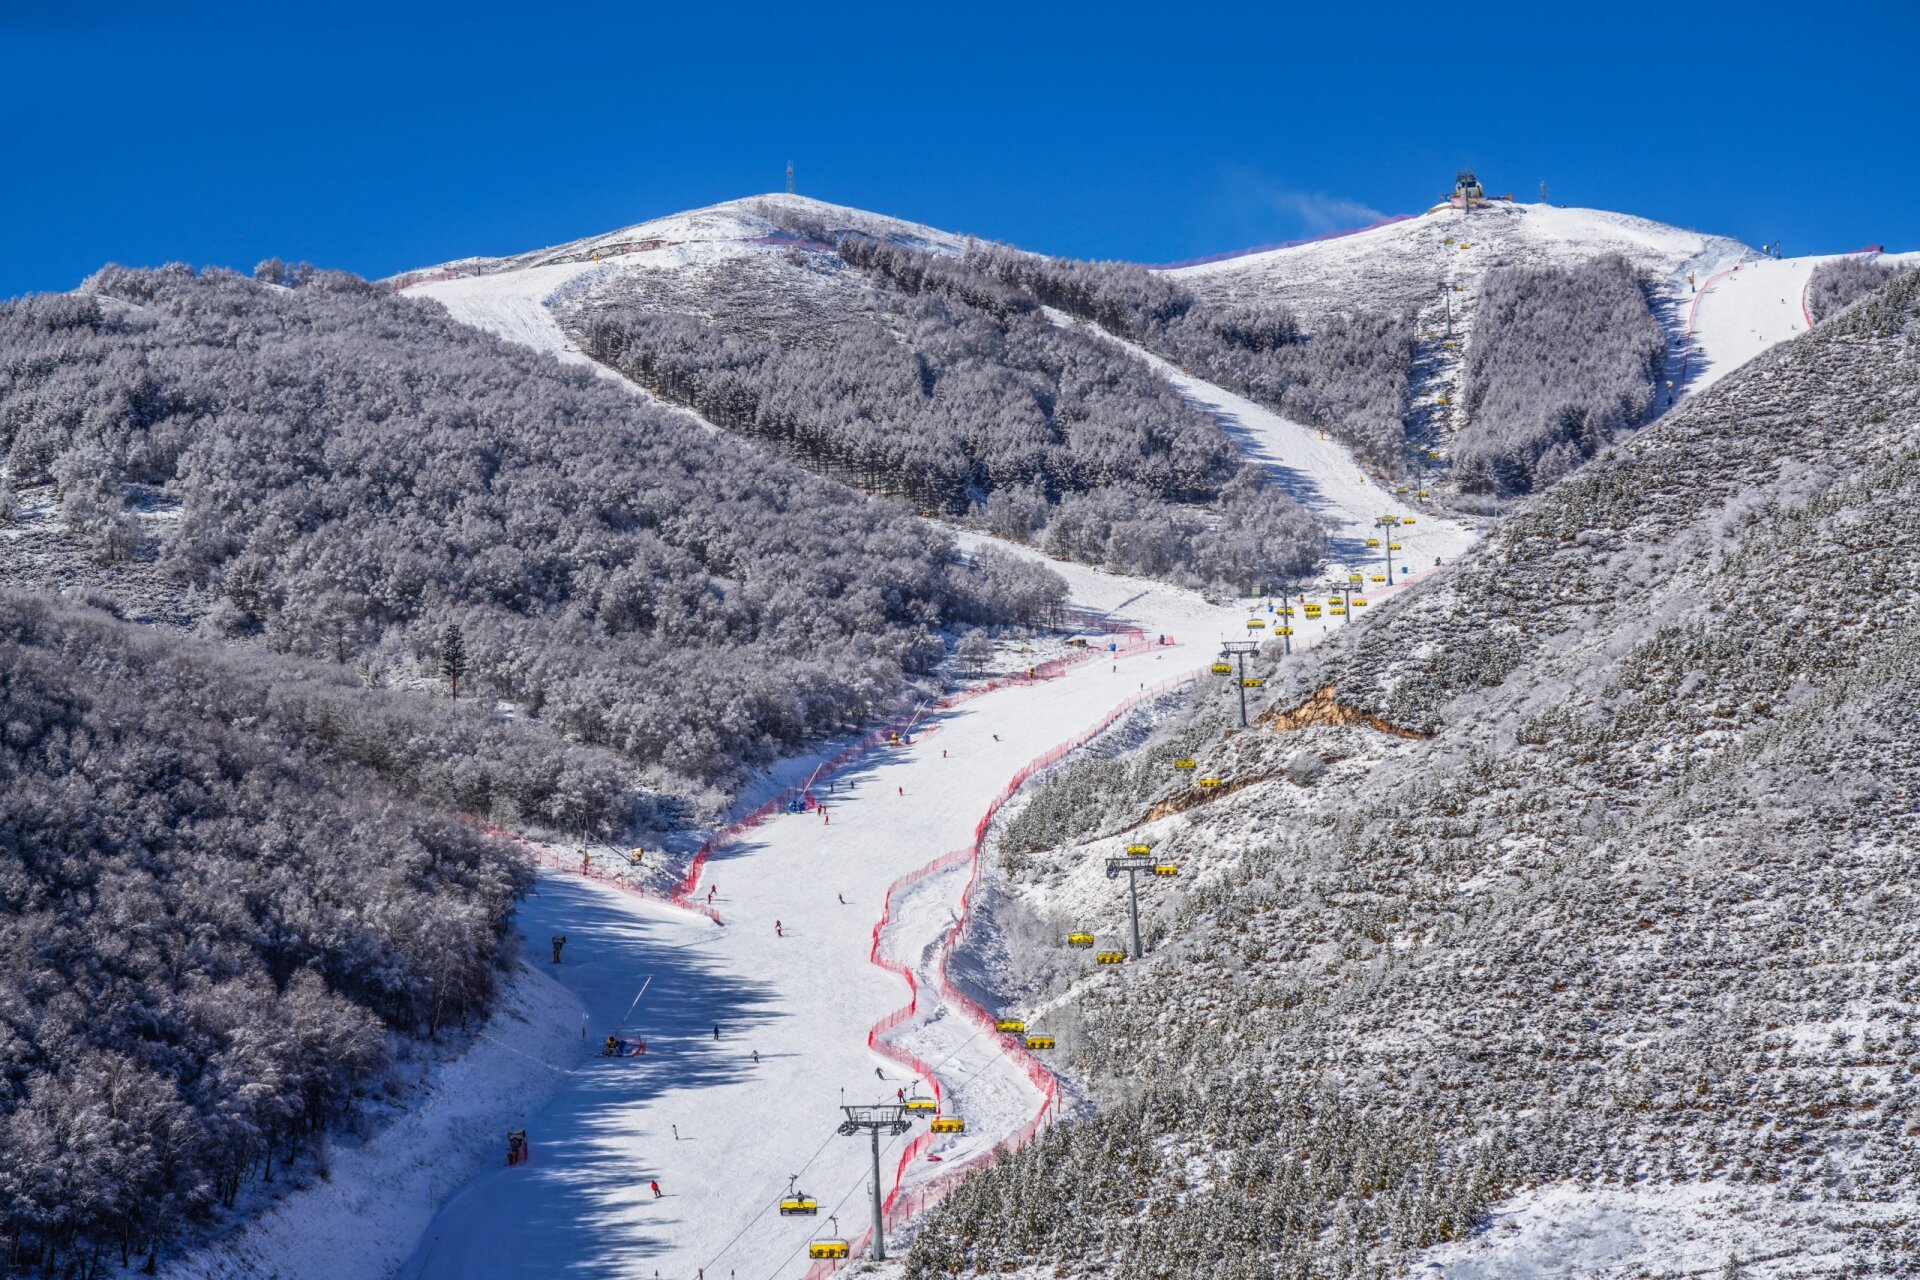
[1416, 490, 1431, 498]
[1328, 605, 1346, 616]
[780, 1175, 819, 1216]
[1210, 661, 1232, 674]
[1276, 626, 1294, 636]
[1370, 575, 1386, 583]
[1199, 776, 1223, 789]
[1394, 486, 1410, 494]
[1389, 543, 1403, 551]
[1402, 518, 1417, 525]
[1351, 598, 1368, 608]
[1096, 951, 1127, 965]
[1241, 677, 1264, 687]
[1173, 757, 1198, 771]
[1125, 843, 1151, 855]
[1067, 932, 1096, 947]
[1245, 619, 1267, 630]
[904, 1096, 938, 1113]
[1152, 864, 1178, 878]
[930, 1116, 967, 1133]
[1023, 1035, 1055, 1051]
[810, 1218, 850, 1260]
[1365, 538, 1381, 547]
[995, 1018, 1026, 1034]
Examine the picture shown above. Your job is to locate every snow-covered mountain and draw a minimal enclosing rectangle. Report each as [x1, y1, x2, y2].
[914, 268, 1920, 1277]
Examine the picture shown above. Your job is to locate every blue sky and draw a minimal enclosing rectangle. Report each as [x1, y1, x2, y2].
[3, 1, 1916, 297]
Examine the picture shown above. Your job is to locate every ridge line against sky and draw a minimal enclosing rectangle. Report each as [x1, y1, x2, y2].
[2, 0, 1917, 298]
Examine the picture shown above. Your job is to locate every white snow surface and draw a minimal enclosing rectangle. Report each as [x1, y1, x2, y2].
[160, 963, 584, 1280]
[1680, 249, 1920, 395]
[400, 619, 1240, 1280]
[209, 540, 1421, 1280]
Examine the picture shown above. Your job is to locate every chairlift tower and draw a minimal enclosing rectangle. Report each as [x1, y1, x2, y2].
[1217, 640, 1262, 727]
[1374, 515, 1405, 584]
[787, 160, 795, 196]
[837, 1103, 913, 1260]
[1105, 846, 1176, 959]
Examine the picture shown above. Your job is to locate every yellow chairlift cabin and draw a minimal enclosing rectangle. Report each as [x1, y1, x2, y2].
[995, 1018, 1026, 1034]
[1276, 626, 1294, 636]
[1351, 598, 1368, 608]
[1389, 543, 1403, 551]
[780, 1175, 819, 1216]
[1416, 490, 1431, 498]
[1370, 574, 1387, 583]
[1173, 757, 1198, 771]
[1199, 776, 1223, 789]
[930, 1116, 966, 1133]
[1304, 605, 1323, 618]
[1096, 950, 1127, 965]
[1365, 538, 1381, 547]
[1328, 604, 1346, 616]
[1241, 676, 1264, 687]
[810, 1218, 850, 1260]
[1394, 486, 1410, 494]
[1245, 618, 1267, 630]
[1426, 451, 1441, 460]
[1024, 1035, 1055, 1051]
[1067, 931, 1096, 947]
[1402, 518, 1417, 525]
[1210, 661, 1232, 674]
[1126, 843, 1151, 855]
[903, 1083, 938, 1113]
[1152, 864, 1178, 877]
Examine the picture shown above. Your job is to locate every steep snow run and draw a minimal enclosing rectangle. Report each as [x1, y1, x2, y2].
[368, 542, 1442, 1280]
[1052, 314, 1478, 570]
[1681, 250, 1920, 394]
[400, 618, 1234, 1280]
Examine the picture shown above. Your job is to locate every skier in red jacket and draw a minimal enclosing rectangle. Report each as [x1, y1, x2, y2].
[650, 1180, 662, 1198]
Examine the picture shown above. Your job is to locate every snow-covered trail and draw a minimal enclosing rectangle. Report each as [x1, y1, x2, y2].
[400, 611, 1241, 1280]
[406, 263, 599, 368]
[1082, 326, 1477, 570]
[1680, 251, 1920, 396]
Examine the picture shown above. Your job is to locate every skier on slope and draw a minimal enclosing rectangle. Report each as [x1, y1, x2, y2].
[775, 920, 783, 938]
[650, 1180, 662, 1198]
[707, 885, 716, 905]
[713, 1024, 720, 1041]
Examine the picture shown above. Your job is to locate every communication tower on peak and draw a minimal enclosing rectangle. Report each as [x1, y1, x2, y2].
[786, 160, 795, 196]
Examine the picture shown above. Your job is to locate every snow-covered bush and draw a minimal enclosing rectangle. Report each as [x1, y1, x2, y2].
[1806, 254, 1911, 322]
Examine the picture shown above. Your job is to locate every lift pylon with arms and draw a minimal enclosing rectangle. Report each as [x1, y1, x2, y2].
[1106, 844, 1178, 959]
[837, 1104, 913, 1261]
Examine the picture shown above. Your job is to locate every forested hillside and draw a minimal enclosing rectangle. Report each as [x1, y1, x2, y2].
[0, 265, 1053, 782]
[562, 233, 1327, 587]
[1455, 255, 1664, 495]
[911, 271, 1920, 1276]
[0, 594, 637, 1273]
[1807, 254, 1913, 322]
[962, 245, 1417, 471]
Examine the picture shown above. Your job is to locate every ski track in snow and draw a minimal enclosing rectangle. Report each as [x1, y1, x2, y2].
[1680, 250, 1920, 396]
[336, 233, 1501, 1278]
[1063, 315, 1478, 568]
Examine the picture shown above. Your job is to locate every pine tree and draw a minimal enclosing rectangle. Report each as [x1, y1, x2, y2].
[440, 623, 468, 701]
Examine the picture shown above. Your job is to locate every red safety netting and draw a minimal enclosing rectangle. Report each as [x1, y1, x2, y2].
[469, 628, 1169, 931]
[803, 663, 1206, 1278]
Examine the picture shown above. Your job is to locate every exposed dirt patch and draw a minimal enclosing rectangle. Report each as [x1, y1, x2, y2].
[1259, 685, 1427, 739]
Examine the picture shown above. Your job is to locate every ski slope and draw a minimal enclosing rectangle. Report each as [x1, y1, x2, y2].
[1681, 250, 1920, 395]
[381, 535, 1453, 1279]
[1095, 325, 1478, 569]
[400, 611, 1232, 1280]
